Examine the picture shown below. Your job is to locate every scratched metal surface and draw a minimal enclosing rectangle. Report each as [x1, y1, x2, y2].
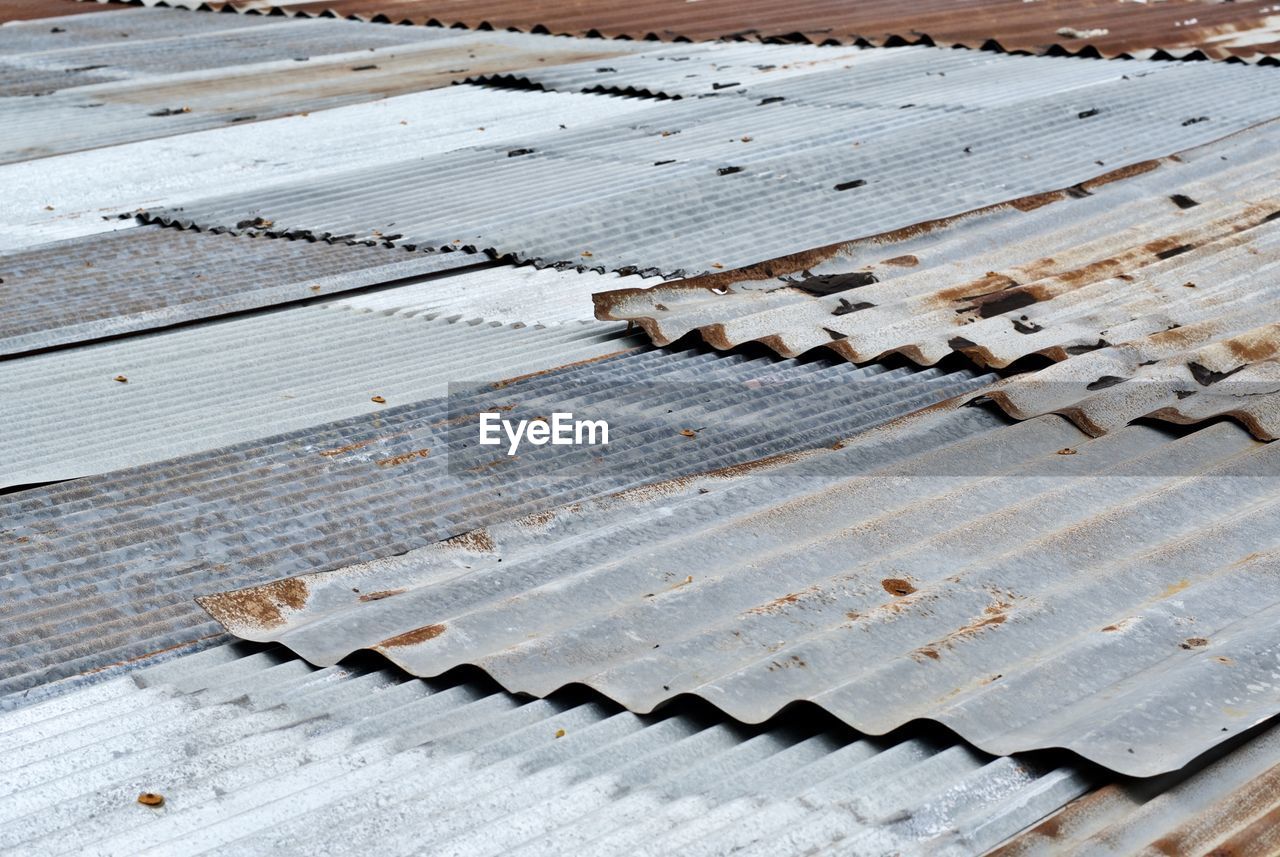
[202, 403, 1280, 777]
[0, 348, 986, 703]
[0, 226, 478, 356]
[0, 642, 1097, 856]
[141, 50, 1280, 278]
[596, 121, 1280, 440]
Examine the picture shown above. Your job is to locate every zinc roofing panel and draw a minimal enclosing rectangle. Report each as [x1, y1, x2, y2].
[0, 226, 478, 355]
[168, 0, 1280, 62]
[0, 348, 986, 701]
[595, 120, 1280, 439]
[202, 403, 1280, 777]
[140, 50, 1280, 278]
[0, 642, 1095, 856]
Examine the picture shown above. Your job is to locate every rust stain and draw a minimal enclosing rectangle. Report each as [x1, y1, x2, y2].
[136, 793, 165, 808]
[747, 590, 806, 615]
[516, 509, 557, 528]
[198, 577, 309, 631]
[442, 528, 497, 553]
[317, 438, 373, 457]
[988, 785, 1127, 854]
[490, 349, 637, 389]
[881, 578, 917, 597]
[913, 601, 1012, 661]
[377, 623, 447, 648]
[1180, 636, 1210, 649]
[881, 254, 920, 267]
[1160, 579, 1192, 599]
[375, 448, 430, 468]
[358, 589, 405, 602]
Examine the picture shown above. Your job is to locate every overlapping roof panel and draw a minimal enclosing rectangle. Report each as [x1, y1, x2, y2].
[203, 403, 1280, 776]
[0, 226, 478, 355]
[159, 0, 1280, 62]
[0, 346, 985, 698]
[597, 120, 1280, 439]
[0, 642, 1096, 856]
[140, 51, 1280, 277]
[0, 0, 122, 23]
[0, 11, 635, 163]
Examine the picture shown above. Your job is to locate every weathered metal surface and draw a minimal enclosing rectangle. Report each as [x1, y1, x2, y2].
[0, 348, 985, 700]
[203, 403, 1280, 777]
[147, 0, 1280, 62]
[0, 85, 649, 251]
[0, 20, 635, 163]
[0, 226, 478, 355]
[0, 0, 123, 23]
[140, 51, 1280, 278]
[991, 725, 1280, 856]
[0, 642, 1096, 856]
[597, 120, 1280, 439]
[0, 307, 636, 486]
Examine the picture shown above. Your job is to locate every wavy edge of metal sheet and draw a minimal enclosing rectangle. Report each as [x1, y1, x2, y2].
[595, 119, 1280, 441]
[96, 0, 1280, 64]
[197, 398, 1280, 777]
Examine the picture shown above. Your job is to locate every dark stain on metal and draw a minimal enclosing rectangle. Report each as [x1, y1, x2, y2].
[833, 179, 866, 191]
[717, 166, 744, 176]
[1170, 194, 1200, 209]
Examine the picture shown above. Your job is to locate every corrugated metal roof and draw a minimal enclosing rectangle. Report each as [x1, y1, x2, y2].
[0, 0, 123, 23]
[0, 17, 636, 163]
[0, 641, 1097, 856]
[140, 50, 1280, 278]
[202, 402, 1280, 777]
[0, 347, 986, 700]
[0, 226, 478, 355]
[991, 725, 1280, 855]
[144, 0, 1280, 62]
[0, 306, 637, 486]
[595, 119, 1280, 439]
[0, 85, 649, 251]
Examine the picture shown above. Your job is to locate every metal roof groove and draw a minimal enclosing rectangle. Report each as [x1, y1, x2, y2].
[119, 0, 1280, 64]
[136, 50, 1280, 278]
[0, 226, 479, 356]
[0, 347, 987, 701]
[201, 403, 1280, 776]
[0, 642, 1098, 856]
[595, 120, 1280, 440]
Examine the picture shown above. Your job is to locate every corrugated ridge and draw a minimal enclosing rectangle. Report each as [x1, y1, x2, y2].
[201, 404, 1280, 777]
[0, 226, 480, 356]
[137, 53, 1280, 278]
[0, 348, 989, 702]
[595, 120, 1280, 439]
[0, 641, 1095, 856]
[111, 0, 1280, 63]
[0, 307, 638, 485]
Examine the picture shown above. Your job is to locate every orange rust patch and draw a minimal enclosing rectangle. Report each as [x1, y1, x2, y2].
[378, 623, 446, 648]
[916, 647, 941, 661]
[137, 793, 165, 808]
[199, 577, 309, 631]
[880, 254, 919, 267]
[1181, 636, 1210, 649]
[442, 528, 496, 552]
[517, 509, 557, 528]
[1009, 190, 1064, 212]
[375, 448, 430, 468]
[1078, 158, 1161, 191]
[318, 438, 374, 457]
[1160, 579, 1191, 599]
[1057, 447, 1077, 455]
[881, 578, 917, 597]
[747, 591, 803, 615]
[358, 589, 405, 602]
[1223, 329, 1280, 364]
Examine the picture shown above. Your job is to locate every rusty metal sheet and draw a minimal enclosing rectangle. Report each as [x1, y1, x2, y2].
[597, 120, 1280, 440]
[0, 642, 1096, 856]
[0, 0, 122, 23]
[201, 402, 1280, 777]
[167, 0, 1280, 62]
[0, 347, 984, 701]
[0, 226, 478, 356]
[139, 51, 1280, 281]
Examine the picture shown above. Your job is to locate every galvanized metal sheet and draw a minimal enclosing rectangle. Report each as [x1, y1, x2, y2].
[0, 642, 1095, 856]
[0, 307, 637, 486]
[0, 6, 280, 57]
[0, 349, 985, 700]
[203, 404, 1280, 777]
[0, 25, 636, 163]
[0, 85, 649, 251]
[141, 51, 1280, 279]
[155, 0, 1280, 63]
[0, 226, 478, 355]
[597, 120, 1280, 439]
